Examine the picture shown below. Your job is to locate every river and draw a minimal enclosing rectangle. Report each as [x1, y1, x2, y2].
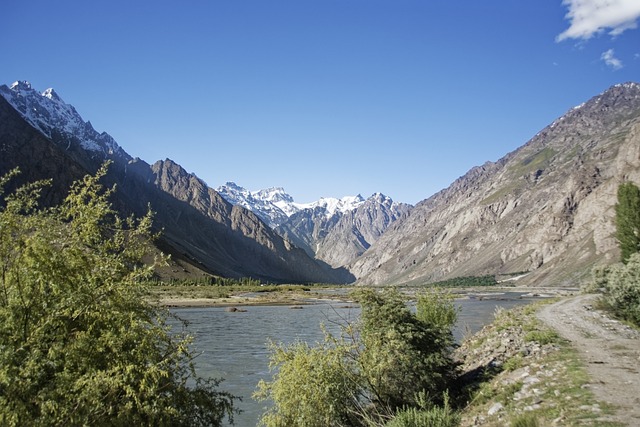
[170, 291, 537, 427]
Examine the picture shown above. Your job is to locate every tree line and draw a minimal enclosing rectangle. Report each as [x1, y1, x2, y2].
[3, 166, 637, 426]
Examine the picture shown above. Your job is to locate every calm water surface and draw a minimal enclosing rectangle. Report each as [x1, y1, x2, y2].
[170, 291, 536, 427]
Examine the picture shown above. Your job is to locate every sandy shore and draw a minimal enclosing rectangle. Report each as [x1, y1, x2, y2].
[152, 285, 575, 308]
[154, 291, 351, 308]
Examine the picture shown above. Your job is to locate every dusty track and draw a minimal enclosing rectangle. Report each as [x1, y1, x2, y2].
[537, 294, 640, 426]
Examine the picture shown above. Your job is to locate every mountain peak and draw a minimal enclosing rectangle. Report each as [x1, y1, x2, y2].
[215, 183, 394, 227]
[369, 192, 389, 202]
[304, 194, 365, 218]
[215, 182, 291, 228]
[222, 181, 247, 192]
[1, 80, 129, 161]
[614, 82, 640, 90]
[351, 81, 640, 287]
[253, 186, 294, 204]
[10, 80, 32, 91]
[42, 87, 62, 102]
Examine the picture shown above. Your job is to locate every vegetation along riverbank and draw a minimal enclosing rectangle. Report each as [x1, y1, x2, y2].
[2, 166, 639, 426]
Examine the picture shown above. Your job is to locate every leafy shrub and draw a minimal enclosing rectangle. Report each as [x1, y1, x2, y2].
[582, 264, 611, 293]
[0, 166, 235, 426]
[355, 288, 459, 412]
[615, 182, 640, 263]
[386, 395, 459, 427]
[524, 329, 560, 345]
[254, 288, 460, 426]
[254, 341, 356, 427]
[598, 253, 640, 326]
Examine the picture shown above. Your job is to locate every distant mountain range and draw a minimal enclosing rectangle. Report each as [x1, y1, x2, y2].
[215, 182, 369, 228]
[2, 80, 640, 288]
[216, 183, 412, 267]
[0, 81, 353, 283]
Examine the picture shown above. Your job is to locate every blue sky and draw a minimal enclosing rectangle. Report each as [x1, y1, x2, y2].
[1, 1, 639, 205]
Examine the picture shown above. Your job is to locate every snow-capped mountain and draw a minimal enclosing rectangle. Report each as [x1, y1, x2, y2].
[0, 80, 349, 284]
[252, 186, 299, 217]
[303, 194, 366, 217]
[277, 192, 412, 267]
[217, 182, 412, 267]
[216, 182, 292, 228]
[216, 182, 367, 228]
[0, 81, 130, 163]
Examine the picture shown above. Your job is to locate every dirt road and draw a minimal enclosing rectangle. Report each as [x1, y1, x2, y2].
[537, 294, 640, 426]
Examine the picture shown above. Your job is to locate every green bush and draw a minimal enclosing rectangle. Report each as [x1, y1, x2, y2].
[511, 412, 540, 427]
[582, 264, 611, 293]
[254, 341, 357, 427]
[524, 329, 560, 345]
[0, 166, 235, 426]
[615, 182, 640, 263]
[254, 288, 460, 426]
[386, 394, 459, 427]
[599, 253, 640, 326]
[386, 406, 459, 427]
[355, 288, 458, 412]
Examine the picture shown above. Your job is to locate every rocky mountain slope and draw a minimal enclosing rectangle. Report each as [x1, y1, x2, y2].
[277, 193, 412, 267]
[351, 82, 640, 287]
[0, 81, 350, 283]
[217, 182, 412, 267]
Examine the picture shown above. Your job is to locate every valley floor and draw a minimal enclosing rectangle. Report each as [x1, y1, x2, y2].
[537, 294, 640, 426]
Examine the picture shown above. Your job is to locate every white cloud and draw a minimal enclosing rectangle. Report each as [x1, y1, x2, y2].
[601, 48, 623, 69]
[557, 0, 640, 41]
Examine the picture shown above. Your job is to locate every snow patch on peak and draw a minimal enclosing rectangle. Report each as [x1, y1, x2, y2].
[221, 182, 248, 193]
[614, 82, 640, 90]
[217, 181, 407, 231]
[216, 182, 292, 228]
[366, 192, 402, 210]
[254, 187, 293, 204]
[10, 80, 31, 91]
[300, 194, 365, 217]
[216, 182, 371, 227]
[369, 192, 391, 204]
[0, 80, 130, 162]
[42, 88, 62, 102]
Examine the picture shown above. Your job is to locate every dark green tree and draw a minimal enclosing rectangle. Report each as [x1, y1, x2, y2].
[615, 181, 640, 263]
[0, 165, 235, 426]
[356, 288, 458, 413]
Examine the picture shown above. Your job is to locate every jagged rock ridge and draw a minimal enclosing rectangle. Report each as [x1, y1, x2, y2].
[217, 182, 412, 267]
[277, 193, 412, 267]
[216, 182, 294, 228]
[351, 82, 640, 287]
[0, 81, 351, 283]
[216, 182, 370, 228]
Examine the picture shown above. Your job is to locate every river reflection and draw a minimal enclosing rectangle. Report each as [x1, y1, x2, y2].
[170, 292, 536, 427]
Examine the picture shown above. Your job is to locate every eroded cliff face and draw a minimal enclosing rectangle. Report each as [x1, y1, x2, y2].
[148, 159, 354, 283]
[314, 195, 411, 267]
[276, 193, 411, 268]
[351, 83, 640, 287]
[0, 84, 349, 284]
